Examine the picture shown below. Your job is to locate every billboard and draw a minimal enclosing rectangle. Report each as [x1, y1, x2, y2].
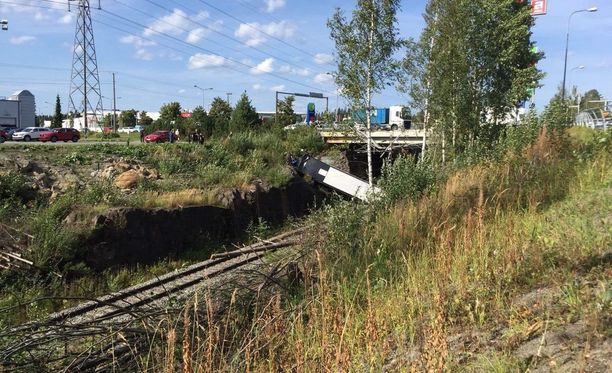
[531, 0, 547, 16]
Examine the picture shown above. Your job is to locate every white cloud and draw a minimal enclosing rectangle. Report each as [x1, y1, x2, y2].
[270, 85, 285, 91]
[235, 21, 296, 47]
[143, 9, 189, 37]
[34, 11, 50, 21]
[250, 58, 275, 75]
[9, 36, 36, 45]
[186, 28, 209, 43]
[135, 49, 154, 61]
[280, 65, 311, 76]
[314, 73, 334, 85]
[57, 14, 73, 25]
[120, 35, 156, 48]
[120, 35, 156, 59]
[253, 84, 263, 90]
[178, 89, 186, 93]
[314, 53, 334, 65]
[265, 0, 286, 13]
[192, 11, 210, 22]
[188, 53, 229, 70]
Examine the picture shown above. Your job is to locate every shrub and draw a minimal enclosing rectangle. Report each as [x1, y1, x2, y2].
[379, 155, 438, 205]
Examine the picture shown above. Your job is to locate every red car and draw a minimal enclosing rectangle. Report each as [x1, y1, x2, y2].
[39, 128, 81, 143]
[0, 129, 7, 143]
[144, 130, 170, 143]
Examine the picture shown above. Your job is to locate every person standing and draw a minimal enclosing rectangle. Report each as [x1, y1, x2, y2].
[174, 128, 180, 142]
[140, 129, 144, 143]
[168, 129, 174, 143]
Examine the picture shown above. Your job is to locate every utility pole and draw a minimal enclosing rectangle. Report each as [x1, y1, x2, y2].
[68, 0, 103, 130]
[112, 72, 117, 132]
[226, 92, 232, 105]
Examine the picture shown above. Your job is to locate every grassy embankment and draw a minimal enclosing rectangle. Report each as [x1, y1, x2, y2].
[0, 127, 326, 325]
[145, 127, 610, 371]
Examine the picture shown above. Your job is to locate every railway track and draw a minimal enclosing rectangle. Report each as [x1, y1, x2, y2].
[1, 227, 308, 369]
[47, 226, 306, 326]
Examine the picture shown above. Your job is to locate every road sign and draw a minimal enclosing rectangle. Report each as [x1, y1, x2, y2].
[531, 0, 547, 16]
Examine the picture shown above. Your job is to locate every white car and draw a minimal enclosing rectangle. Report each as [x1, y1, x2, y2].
[11, 127, 54, 142]
[118, 126, 144, 133]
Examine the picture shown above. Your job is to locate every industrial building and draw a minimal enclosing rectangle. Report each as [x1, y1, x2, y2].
[0, 90, 36, 129]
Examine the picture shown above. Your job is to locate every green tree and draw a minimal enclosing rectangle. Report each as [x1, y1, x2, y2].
[328, 0, 403, 185]
[276, 95, 297, 126]
[407, 0, 543, 161]
[51, 94, 63, 128]
[541, 84, 573, 128]
[581, 89, 604, 110]
[192, 106, 207, 125]
[119, 109, 138, 127]
[230, 92, 260, 132]
[209, 97, 233, 135]
[159, 102, 182, 123]
[139, 111, 153, 127]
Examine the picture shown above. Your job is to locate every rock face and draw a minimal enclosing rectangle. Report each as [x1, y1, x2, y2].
[77, 176, 321, 271]
[114, 170, 141, 189]
[92, 157, 160, 189]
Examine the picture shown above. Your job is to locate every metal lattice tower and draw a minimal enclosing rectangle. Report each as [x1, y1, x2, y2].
[68, 0, 103, 129]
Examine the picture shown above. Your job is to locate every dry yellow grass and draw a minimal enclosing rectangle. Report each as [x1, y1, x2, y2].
[140, 189, 218, 209]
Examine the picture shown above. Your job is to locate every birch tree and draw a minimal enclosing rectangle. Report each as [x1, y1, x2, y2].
[404, 0, 543, 161]
[328, 0, 403, 185]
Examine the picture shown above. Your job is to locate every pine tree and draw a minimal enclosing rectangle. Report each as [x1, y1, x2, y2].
[51, 94, 63, 128]
[276, 95, 296, 126]
[209, 97, 233, 135]
[230, 92, 260, 132]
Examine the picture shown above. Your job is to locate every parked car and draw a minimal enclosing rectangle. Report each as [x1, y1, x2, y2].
[144, 130, 170, 143]
[118, 127, 134, 133]
[0, 129, 7, 143]
[118, 126, 143, 133]
[39, 128, 81, 143]
[6, 128, 22, 140]
[11, 127, 53, 141]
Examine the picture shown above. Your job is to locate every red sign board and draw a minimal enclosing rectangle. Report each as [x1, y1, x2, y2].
[531, 0, 547, 16]
[180, 112, 192, 118]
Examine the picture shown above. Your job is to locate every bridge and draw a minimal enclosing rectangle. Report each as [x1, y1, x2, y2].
[319, 128, 428, 148]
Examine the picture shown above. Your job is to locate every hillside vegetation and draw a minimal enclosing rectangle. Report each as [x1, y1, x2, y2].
[150, 127, 611, 372]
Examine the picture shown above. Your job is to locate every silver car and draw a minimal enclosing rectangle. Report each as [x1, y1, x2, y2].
[11, 127, 53, 142]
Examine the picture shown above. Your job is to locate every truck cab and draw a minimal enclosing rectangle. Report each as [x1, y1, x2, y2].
[389, 105, 412, 130]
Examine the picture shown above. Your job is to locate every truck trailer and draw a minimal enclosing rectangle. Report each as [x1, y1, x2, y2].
[352, 105, 412, 130]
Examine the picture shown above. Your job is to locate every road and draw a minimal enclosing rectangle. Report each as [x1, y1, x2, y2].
[1, 140, 146, 146]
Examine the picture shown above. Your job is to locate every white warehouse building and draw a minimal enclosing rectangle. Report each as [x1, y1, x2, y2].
[0, 90, 36, 129]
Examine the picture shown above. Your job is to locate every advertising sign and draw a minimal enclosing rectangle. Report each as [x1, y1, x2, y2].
[531, 0, 547, 16]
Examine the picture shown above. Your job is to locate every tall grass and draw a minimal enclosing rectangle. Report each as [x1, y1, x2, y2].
[141, 128, 611, 371]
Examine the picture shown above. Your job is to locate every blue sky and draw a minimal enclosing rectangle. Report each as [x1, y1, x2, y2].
[0, 0, 610, 116]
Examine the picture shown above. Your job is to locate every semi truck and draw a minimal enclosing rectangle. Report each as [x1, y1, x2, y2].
[294, 154, 381, 202]
[352, 105, 412, 130]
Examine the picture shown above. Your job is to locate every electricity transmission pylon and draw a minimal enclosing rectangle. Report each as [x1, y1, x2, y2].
[68, 0, 103, 129]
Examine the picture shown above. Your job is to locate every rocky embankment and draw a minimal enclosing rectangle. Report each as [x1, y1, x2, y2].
[70, 178, 320, 270]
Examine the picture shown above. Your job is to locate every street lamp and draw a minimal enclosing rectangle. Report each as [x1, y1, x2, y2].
[194, 85, 213, 110]
[562, 6, 597, 100]
[325, 72, 339, 122]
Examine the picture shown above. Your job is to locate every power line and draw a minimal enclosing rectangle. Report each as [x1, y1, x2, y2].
[194, 0, 323, 63]
[162, 0, 328, 72]
[133, 0, 324, 73]
[99, 8, 330, 93]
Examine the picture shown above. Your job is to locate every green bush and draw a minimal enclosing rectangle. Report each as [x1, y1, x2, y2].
[379, 155, 437, 205]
